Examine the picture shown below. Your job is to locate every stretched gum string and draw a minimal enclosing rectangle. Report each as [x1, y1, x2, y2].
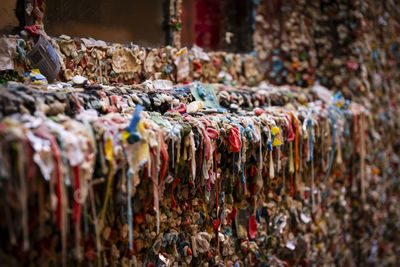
[190, 132, 196, 183]
[294, 117, 299, 171]
[171, 178, 180, 209]
[35, 126, 61, 228]
[127, 167, 133, 251]
[159, 132, 168, 185]
[25, 138, 35, 180]
[214, 142, 219, 254]
[89, 182, 101, 261]
[151, 148, 160, 235]
[36, 126, 69, 264]
[17, 144, 29, 251]
[289, 142, 294, 197]
[73, 165, 82, 260]
[360, 114, 366, 203]
[308, 117, 315, 209]
[100, 140, 114, 221]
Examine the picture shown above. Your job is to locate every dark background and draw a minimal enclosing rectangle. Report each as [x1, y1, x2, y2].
[43, 0, 165, 46]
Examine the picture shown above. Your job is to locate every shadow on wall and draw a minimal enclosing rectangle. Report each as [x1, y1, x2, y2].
[43, 0, 165, 47]
[0, 0, 19, 33]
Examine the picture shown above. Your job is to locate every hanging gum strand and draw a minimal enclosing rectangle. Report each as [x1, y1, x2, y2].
[289, 142, 295, 197]
[73, 165, 82, 260]
[16, 143, 29, 251]
[100, 137, 114, 221]
[214, 142, 219, 254]
[360, 114, 366, 203]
